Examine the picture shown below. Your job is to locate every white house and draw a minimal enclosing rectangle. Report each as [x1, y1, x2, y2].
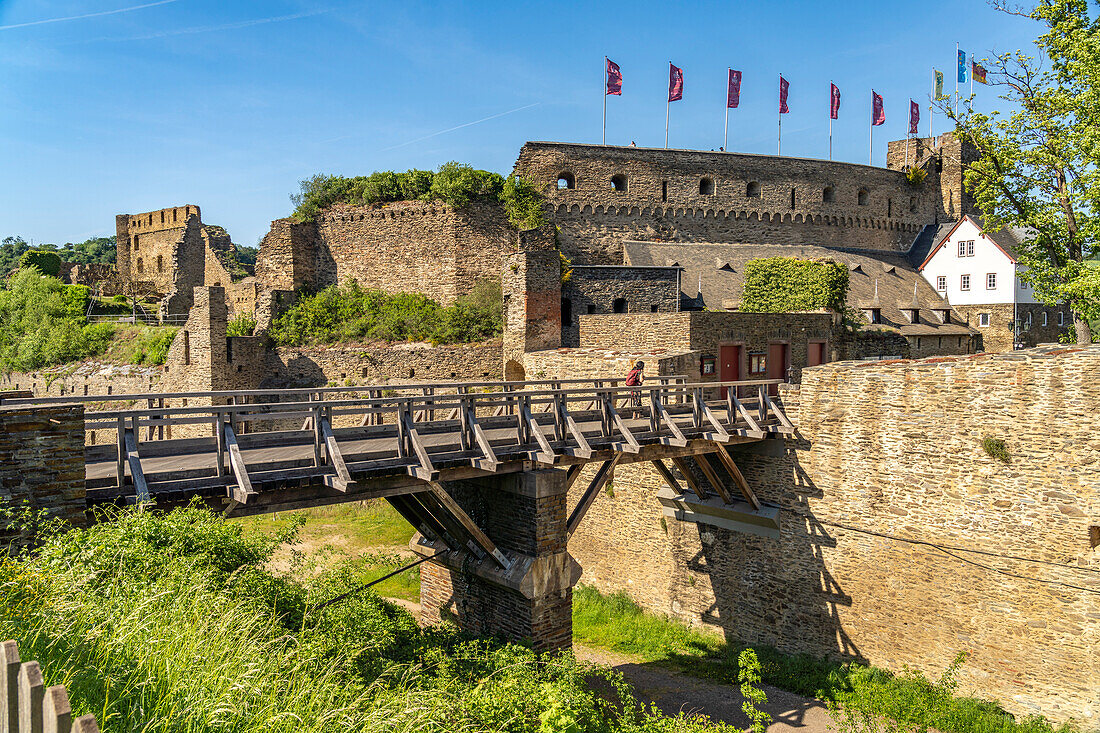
[911, 215, 1070, 351]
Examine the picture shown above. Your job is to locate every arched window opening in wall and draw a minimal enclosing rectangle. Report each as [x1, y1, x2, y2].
[561, 298, 573, 326]
[790, 188, 796, 208]
[132, 234, 139, 251]
[173, 209, 178, 223]
[662, 181, 668, 202]
[157, 255, 164, 273]
[148, 214, 153, 225]
[823, 186, 835, 203]
[857, 189, 869, 206]
[699, 177, 714, 195]
[557, 171, 575, 190]
[887, 199, 893, 217]
[160, 211, 165, 223]
[504, 359, 526, 382]
[746, 181, 760, 198]
[611, 174, 628, 192]
[136, 258, 144, 273]
[612, 298, 627, 313]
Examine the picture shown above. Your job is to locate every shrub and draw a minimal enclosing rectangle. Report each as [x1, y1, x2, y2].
[906, 166, 928, 186]
[271, 279, 501, 346]
[227, 314, 257, 338]
[18, 250, 63, 277]
[981, 437, 1011, 463]
[0, 270, 112, 372]
[741, 257, 849, 313]
[107, 326, 177, 365]
[502, 175, 545, 229]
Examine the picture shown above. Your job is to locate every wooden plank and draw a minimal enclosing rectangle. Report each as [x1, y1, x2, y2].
[602, 395, 641, 454]
[465, 407, 499, 471]
[386, 494, 452, 548]
[654, 399, 688, 447]
[694, 453, 735, 505]
[734, 398, 767, 439]
[319, 417, 353, 491]
[560, 402, 593, 459]
[521, 402, 556, 464]
[43, 685, 72, 733]
[566, 455, 621, 537]
[425, 481, 511, 570]
[669, 456, 707, 500]
[699, 401, 731, 443]
[2, 640, 19, 733]
[650, 459, 683, 495]
[401, 413, 439, 482]
[708, 443, 762, 511]
[17, 661, 44, 733]
[565, 464, 584, 489]
[122, 427, 150, 506]
[765, 394, 795, 430]
[222, 422, 256, 504]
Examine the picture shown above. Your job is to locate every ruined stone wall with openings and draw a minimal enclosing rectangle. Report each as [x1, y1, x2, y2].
[561, 267, 680, 346]
[512, 143, 946, 265]
[568, 345, 1100, 725]
[115, 206, 201, 296]
[260, 200, 510, 306]
[887, 133, 979, 220]
[502, 236, 561, 380]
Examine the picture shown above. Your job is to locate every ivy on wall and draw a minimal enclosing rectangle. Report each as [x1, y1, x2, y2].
[740, 257, 849, 313]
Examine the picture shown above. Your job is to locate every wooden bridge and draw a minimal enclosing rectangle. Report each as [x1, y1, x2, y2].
[6, 377, 792, 574]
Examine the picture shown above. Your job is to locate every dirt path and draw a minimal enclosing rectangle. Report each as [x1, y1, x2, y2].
[386, 598, 836, 733]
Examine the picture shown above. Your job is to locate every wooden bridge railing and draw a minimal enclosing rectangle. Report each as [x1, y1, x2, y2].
[67, 378, 790, 509]
[1, 640, 99, 733]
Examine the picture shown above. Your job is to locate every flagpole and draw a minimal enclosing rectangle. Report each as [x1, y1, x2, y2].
[778, 73, 782, 156]
[665, 62, 671, 149]
[724, 68, 730, 151]
[869, 90, 873, 166]
[828, 79, 833, 161]
[955, 42, 959, 116]
[602, 56, 607, 145]
[929, 68, 934, 140]
[905, 102, 910, 167]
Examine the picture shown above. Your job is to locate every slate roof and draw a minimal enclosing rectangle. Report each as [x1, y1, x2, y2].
[623, 241, 978, 338]
[905, 215, 1032, 268]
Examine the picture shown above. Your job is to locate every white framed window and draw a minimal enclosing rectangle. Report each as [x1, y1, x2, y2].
[986, 273, 997, 289]
[1058, 311, 1065, 326]
[960, 274, 971, 291]
[978, 313, 990, 327]
[936, 275, 947, 291]
[1042, 311, 1048, 326]
[957, 240, 975, 257]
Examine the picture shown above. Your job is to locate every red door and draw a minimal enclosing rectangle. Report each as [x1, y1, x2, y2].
[808, 341, 826, 367]
[719, 344, 741, 398]
[767, 342, 789, 395]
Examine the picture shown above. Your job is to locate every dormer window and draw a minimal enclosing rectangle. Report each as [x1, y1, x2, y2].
[934, 309, 951, 324]
[864, 308, 881, 324]
[903, 308, 920, 323]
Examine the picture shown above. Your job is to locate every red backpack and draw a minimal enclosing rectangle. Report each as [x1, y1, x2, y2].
[625, 368, 642, 387]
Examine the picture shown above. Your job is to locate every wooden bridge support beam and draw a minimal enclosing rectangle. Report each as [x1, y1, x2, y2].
[412, 468, 580, 653]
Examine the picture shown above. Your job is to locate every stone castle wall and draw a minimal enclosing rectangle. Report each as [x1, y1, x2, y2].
[562, 266, 680, 346]
[949, 302, 1073, 353]
[256, 201, 511, 306]
[115, 205, 201, 295]
[886, 133, 979, 220]
[568, 345, 1100, 725]
[513, 143, 953, 264]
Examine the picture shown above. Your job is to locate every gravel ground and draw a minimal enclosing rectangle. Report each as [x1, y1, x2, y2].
[385, 598, 837, 733]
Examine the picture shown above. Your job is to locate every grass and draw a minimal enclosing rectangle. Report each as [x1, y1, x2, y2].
[573, 586, 1075, 733]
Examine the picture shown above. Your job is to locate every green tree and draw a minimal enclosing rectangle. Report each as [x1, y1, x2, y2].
[19, 250, 62, 277]
[944, 0, 1100, 343]
[0, 236, 31, 273]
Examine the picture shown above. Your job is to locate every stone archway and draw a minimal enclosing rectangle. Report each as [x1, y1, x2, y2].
[505, 359, 526, 382]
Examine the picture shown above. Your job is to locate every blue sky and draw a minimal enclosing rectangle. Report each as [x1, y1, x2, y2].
[0, 0, 1039, 247]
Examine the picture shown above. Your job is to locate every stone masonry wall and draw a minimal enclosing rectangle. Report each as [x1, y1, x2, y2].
[562, 266, 680, 346]
[0, 403, 87, 539]
[951, 302, 1073, 353]
[513, 143, 949, 264]
[568, 345, 1100, 725]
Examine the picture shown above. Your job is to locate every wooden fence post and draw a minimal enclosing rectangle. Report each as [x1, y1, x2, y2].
[17, 661, 43, 733]
[2, 640, 19, 733]
[41, 687, 69, 733]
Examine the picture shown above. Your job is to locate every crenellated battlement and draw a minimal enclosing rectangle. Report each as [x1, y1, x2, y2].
[121, 204, 200, 232]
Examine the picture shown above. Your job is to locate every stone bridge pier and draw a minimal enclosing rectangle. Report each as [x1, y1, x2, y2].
[409, 469, 579, 652]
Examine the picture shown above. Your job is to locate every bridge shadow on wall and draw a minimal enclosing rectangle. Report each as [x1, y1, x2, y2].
[676, 438, 865, 669]
[260, 353, 327, 389]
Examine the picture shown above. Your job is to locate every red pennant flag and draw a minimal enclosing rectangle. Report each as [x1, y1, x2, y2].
[779, 75, 789, 114]
[909, 99, 920, 134]
[668, 63, 683, 102]
[871, 90, 885, 126]
[830, 83, 841, 120]
[727, 69, 742, 109]
[606, 58, 622, 96]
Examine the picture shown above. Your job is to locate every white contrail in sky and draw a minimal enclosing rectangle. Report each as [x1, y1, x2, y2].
[91, 8, 329, 41]
[377, 102, 541, 152]
[0, 0, 180, 31]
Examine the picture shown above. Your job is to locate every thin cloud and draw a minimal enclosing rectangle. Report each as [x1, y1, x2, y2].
[82, 8, 330, 41]
[372, 103, 541, 152]
[0, 0, 180, 31]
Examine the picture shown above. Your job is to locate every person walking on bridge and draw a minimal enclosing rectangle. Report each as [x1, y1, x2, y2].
[625, 360, 645, 415]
